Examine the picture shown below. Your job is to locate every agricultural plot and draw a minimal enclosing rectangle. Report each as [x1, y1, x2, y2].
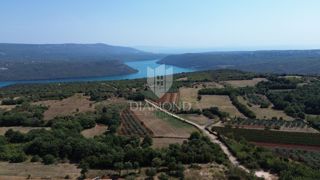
[199, 95, 245, 118]
[81, 124, 108, 138]
[180, 114, 213, 126]
[237, 96, 293, 120]
[157, 92, 180, 104]
[179, 87, 245, 118]
[212, 127, 320, 147]
[224, 119, 319, 133]
[132, 109, 197, 138]
[222, 78, 268, 88]
[33, 93, 95, 120]
[152, 137, 187, 148]
[119, 109, 153, 137]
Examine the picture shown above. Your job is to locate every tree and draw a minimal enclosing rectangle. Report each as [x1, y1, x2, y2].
[141, 135, 153, 148]
[158, 173, 169, 180]
[146, 168, 157, 179]
[42, 154, 55, 165]
[114, 162, 124, 176]
[124, 161, 133, 175]
[189, 131, 201, 140]
[151, 157, 163, 171]
[133, 161, 140, 173]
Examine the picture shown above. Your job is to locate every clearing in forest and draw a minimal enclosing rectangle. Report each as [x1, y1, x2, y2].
[222, 78, 268, 88]
[81, 124, 108, 138]
[237, 96, 294, 120]
[33, 93, 95, 120]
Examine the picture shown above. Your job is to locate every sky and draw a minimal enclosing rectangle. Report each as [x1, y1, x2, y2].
[0, 0, 320, 52]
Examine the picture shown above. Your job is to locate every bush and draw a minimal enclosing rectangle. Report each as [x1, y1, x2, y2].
[31, 155, 41, 162]
[42, 154, 56, 165]
[9, 153, 27, 163]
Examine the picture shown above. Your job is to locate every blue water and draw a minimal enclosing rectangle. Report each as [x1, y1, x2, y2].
[0, 60, 194, 88]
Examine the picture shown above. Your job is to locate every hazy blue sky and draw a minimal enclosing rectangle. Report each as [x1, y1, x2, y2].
[1, 0, 319, 51]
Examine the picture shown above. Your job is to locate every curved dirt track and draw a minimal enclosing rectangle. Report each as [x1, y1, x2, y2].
[145, 99, 277, 180]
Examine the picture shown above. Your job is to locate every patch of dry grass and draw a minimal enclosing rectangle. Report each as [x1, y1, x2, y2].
[223, 78, 268, 88]
[0, 127, 50, 135]
[132, 109, 197, 138]
[33, 93, 95, 120]
[81, 124, 108, 138]
[152, 137, 187, 148]
[237, 96, 294, 120]
[0, 162, 80, 179]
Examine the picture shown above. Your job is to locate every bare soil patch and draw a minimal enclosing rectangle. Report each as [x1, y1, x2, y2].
[0, 162, 80, 179]
[223, 78, 268, 88]
[33, 93, 95, 120]
[81, 124, 108, 138]
[0, 105, 16, 111]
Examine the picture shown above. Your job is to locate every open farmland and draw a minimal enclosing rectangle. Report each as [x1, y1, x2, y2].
[213, 127, 320, 147]
[81, 124, 108, 138]
[33, 93, 95, 120]
[180, 114, 213, 126]
[237, 96, 293, 120]
[119, 109, 153, 137]
[224, 119, 319, 133]
[0, 162, 80, 179]
[179, 87, 245, 118]
[132, 109, 197, 138]
[222, 78, 268, 88]
[157, 92, 180, 104]
[199, 95, 245, 118]
[152, 137, 187, 148]
[179, 87, 201, 109]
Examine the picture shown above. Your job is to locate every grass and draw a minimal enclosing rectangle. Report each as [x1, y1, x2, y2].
[154, 111, 196, 130]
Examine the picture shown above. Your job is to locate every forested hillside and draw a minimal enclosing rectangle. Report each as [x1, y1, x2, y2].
[159, 50, 320, 74]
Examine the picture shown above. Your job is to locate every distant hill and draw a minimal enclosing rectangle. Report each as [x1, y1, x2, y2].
[158, 50, 320, 75]
[0, 43, 163, 62]
[0, 43, 165, 81]
[0, 60, 137, 81]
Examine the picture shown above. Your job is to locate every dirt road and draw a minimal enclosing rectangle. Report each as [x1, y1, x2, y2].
[145, 99, 277, 180]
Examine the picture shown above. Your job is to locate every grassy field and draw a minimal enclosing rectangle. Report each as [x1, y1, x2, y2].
[81, 124, 108, 138]
[33, 93, 95, 120]
[0, 162, 80, 179]
[237, 96, 294, 120]
[222, 78, 268, 88]
[199, 95, 245, 118]
[132, 109, 197, 138]
[179, 87, 245, 118]
[152, 137, 187, 148]
[180, 114, 213, 126]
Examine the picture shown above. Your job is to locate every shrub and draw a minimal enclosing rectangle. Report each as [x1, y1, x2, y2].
[42, 154, 56, 165]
